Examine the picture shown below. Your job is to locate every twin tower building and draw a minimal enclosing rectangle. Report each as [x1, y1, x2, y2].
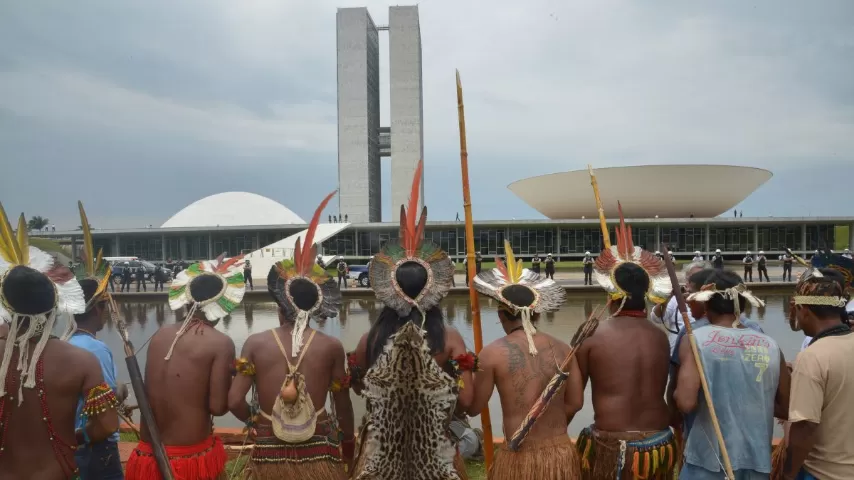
[337, 6, 424, 224]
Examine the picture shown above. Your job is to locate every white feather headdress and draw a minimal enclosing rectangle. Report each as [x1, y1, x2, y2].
[0, 203, 85, 404]
[474, 240, 566, 355]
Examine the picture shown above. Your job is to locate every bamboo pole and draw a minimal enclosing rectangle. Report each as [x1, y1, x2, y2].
[661, 244, 735, 479]
[456, 69, 495, 470]
[588, 165, 611, 249]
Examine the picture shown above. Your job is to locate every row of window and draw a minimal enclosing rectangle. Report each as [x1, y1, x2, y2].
[78, 224, 840, 261]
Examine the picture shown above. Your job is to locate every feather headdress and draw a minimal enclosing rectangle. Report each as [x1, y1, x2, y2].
[267, 190, 341, 357]
[369, 160, 454, 318]
[788, 253, 854, 310]
[687, 283, 764, 327]
[474, 240, 567, 355]
[166, 253, 246, 360]
[0, 202, 85, 404]
[74, 201, 112, 311]
[593, 202, 671, 307]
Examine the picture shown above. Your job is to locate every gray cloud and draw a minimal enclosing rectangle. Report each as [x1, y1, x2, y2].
[1, 0, 852, 228]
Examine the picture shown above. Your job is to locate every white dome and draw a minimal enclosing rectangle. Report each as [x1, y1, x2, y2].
[161, 192, 305, 228]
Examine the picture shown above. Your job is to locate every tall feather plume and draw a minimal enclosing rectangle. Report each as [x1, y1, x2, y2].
[216, 253, 245, 273]
[503, 240, 522, 284]
[78, 201, 95, 276]
[401, 160, 425, 256]
[495, 256, 510, 282]
[15, 214, 28, 266]
[616, 202, 634, 260]
[0, 202, 22, 264]
[296, 190, 337, 275]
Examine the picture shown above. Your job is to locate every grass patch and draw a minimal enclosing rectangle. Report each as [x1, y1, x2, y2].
[225, 455, 249, 477]
[30, 237, 71, 256]
[466, 460, 487, 479]
[119, 431, 139, 442]
[836, 225, 850, 251]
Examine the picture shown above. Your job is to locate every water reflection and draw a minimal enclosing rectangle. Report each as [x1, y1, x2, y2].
[108, 294, 804, 436]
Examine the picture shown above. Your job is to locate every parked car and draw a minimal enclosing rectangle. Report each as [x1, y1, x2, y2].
[347, 265, 371, 287]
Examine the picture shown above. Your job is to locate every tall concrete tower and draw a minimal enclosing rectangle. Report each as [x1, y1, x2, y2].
[336, 7, 381, 223]
[335, 5, 425, 223]
[388, 6, 424, 221]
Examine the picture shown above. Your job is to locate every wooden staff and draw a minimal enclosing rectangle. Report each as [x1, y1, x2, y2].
[588, 165, 611, 249]
[456, 69, 495, 470]
[661, 243, 734, 479]
[108, 296, 175, 480]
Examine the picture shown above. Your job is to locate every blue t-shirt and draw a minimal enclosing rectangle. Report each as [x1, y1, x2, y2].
[669, 316, 765, 437]
[68, 332, 120, 443]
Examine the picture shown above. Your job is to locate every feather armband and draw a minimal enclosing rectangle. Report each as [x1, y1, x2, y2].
[80, 383, 119, 420]
[330, 374, 352, 392]
[234, 358, 256, 377]
[448, 352, 479, 388]
[346, 352, 363, 387]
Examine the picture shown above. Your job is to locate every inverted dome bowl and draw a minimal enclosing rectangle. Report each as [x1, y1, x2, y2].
[508, 165, 772, 219]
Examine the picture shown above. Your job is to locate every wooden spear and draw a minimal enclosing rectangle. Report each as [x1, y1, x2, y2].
[661, 243, 734, 479]
[108, 296, 175, 480]
[588, 165, 612, 249]
[456, 69, 495, 470]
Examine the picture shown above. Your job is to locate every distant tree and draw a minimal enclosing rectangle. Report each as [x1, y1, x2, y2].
[28, 216, 49, 231]
[76, 224, 93, 230]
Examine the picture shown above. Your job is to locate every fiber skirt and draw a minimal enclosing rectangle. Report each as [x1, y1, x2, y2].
[576, 426, 677, 480]
[489, 435, 580, 480]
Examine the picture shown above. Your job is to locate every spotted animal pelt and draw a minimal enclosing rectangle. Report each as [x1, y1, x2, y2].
[354, 322, 460, 480]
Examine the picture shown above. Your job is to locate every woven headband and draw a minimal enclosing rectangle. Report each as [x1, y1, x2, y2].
[793, 296, 848, 308]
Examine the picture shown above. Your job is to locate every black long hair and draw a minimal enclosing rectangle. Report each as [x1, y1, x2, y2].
[366, 261, 446, 368]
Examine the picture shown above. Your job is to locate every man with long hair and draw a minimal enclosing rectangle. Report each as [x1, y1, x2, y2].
[780, 266, 854, 480]
[228, 191, 354, 479]
[348, 162, 475, 479]
[0, 206, 119, 480]
[571, 209, 678, 480]
[674, 270, 790, 479]
[125, 255, 242, 480]
[469, 241, 578, 479]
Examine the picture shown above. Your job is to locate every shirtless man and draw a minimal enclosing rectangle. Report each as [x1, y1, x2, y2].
[573, 250, 678, 479]
[0, 247, 119, 480]
[469, 249, 577, 479]
[126, 258, 241, 480]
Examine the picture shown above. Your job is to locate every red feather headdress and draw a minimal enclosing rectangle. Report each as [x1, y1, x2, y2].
[593, 202, 671, 304]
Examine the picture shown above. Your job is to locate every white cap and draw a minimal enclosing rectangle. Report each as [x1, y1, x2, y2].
[846, 249, 850, 253]
[655, 251, 661, 255]
[585, 251, 591, 255]
[746, 251, 751, 254]
[759, 250, 764, 254]
[716, 249, 721, 253]
[695, 251, 701, 255]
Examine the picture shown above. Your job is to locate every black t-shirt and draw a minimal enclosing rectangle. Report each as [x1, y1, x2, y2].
[758, 256, 766, 266]
[338, 262, 347, 273]
[783, 255, 793, 265]
[712, 255, 724, 268]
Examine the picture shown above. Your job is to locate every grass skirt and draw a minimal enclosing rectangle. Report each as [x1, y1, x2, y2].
[243, 434, 346, 480]
[126, 436, 227, 480]
[489, 435, 580, 480]
[576, 426, 677, 480]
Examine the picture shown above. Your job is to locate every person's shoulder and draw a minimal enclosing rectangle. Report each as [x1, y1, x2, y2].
[314, 329, 344, 351]
[58, 340, 101, 369]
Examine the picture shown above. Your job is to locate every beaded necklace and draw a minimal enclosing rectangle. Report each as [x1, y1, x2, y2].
[0, 355, 79, 478]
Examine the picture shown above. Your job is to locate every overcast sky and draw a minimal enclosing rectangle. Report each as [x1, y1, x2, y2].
[1, 0, 852, 229]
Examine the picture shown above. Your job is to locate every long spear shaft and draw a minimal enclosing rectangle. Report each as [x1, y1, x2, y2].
[588, 165, 611, 249]
[661, 244, 734, 479]
[109, 298, 175, 480]
[456, 69, 495, 470]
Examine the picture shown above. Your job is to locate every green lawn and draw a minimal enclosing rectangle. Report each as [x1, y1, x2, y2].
[466, 460, 487, 479]
[836, 225, 850, 251]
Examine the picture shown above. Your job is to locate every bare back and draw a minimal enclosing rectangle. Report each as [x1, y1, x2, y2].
[483, 331, 571, 440]
[250, 326, 342, 430]
[0, 339, 103, 480]
[577, 316, 670, 431]
[142, 322, 235, 445]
